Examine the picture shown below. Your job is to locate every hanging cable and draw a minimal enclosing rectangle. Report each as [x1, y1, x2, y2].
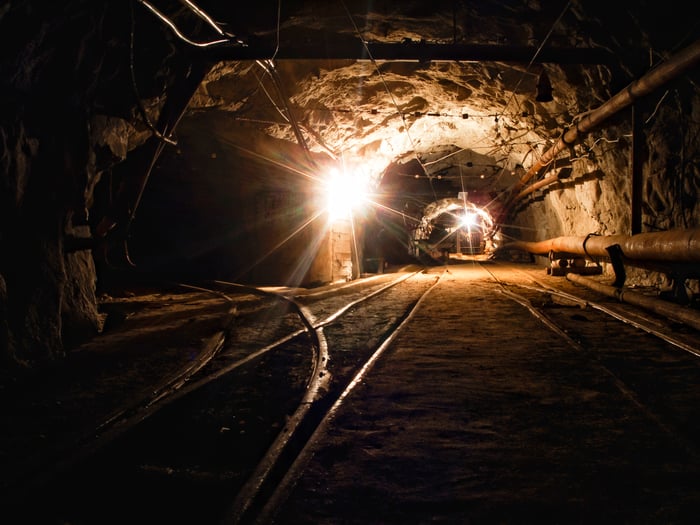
[256, 59, 315, 166]
[271, 0, 282, 61]
[135, 0, 231, 47]
[496, 0, 572, 122]
[254, 62, 291, 123]
[340, 0, 438, 202]
[130, 0, 177, 146]
[178, 0, 227, 36]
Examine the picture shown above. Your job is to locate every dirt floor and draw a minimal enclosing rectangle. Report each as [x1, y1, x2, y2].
[268, 263, 700, 524]
[0, 284, 236, 500]
[2, 262, 700, 524]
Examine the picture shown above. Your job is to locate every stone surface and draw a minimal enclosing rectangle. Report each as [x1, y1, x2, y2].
[0, 1, 699, 369]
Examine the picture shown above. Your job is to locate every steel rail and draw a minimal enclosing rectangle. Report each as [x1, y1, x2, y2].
[566, 272, 700, 333]
[225, 269, 425, 522]
[16, 269, 428, 522]
[495, 263, 700, 358]
[479, 262, 700, 461]
[249, 270, 445, 525]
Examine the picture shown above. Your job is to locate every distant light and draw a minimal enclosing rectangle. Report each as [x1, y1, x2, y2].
[461, 212, 477, 228]
[457, 203, 494, 237]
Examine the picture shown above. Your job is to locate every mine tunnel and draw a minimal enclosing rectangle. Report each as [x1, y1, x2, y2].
[2, 1, 700, 523]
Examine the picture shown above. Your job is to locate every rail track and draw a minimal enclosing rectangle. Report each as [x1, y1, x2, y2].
[480, 262, 700, 456]
[254, 261, 700, 524]
[12, 261, 700, 524]
[17, 267, 441, 524]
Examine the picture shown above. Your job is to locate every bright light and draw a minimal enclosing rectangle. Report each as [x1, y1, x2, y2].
[456, 202, 495, 239]
[325, 167, 369, 221]
[461, 212, 477, 228]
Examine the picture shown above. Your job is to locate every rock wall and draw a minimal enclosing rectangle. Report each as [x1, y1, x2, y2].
[0, 1, 179, 367]
[513, 83, 700, 290]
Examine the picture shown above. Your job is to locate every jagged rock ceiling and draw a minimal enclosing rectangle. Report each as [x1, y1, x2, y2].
[155, 0, 689, 204]
[115, 0, 700, 278]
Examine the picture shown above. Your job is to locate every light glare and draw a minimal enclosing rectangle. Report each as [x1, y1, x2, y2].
[326, 168, 368, 220]
[461, 212, 477, 228]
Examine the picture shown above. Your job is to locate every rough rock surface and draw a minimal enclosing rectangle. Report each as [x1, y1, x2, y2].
[0, 1, 699, 369]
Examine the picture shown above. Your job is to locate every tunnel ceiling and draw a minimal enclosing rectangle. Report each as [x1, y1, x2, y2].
[134, 0, 700, 212]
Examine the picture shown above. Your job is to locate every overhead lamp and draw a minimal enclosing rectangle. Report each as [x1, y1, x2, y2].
[536, 71, 553, 102]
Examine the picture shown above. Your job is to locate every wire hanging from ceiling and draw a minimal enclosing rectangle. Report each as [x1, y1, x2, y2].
[179, 0, 227, 37]
[256, 59, 314, 165]
[134, 0, 232, 47]
[496, 0, 572, 122]
[340, 0, 438, 202]
[271, 0, 281, 61]
[253, 63, 291, 123]
[129, 0, 177, 146]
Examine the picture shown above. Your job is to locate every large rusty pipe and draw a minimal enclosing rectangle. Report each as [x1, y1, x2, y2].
[506, 37, 700, 207]
[566, 273, 700, 332]
[500, 228, 700, 263]
[513, 172, 560, 202]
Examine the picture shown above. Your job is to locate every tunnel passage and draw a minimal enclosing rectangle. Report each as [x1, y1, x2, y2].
[0, 1, 699, 367]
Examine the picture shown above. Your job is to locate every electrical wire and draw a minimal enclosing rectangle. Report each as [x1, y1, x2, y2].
[179, 0, 226, 36]
[496, 0, 572, 121]
[256, 59, 314, 165]
[644, 89, 671, 124]
[135, 0, 231, 47]
[271, 0, 281, 61]
[340, 0, 438, 202]
[254, 61, 291, 123]
[129, 0, 177, 146]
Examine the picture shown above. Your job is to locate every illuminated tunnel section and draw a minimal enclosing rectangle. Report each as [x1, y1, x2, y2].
[410, 197, 496, 259]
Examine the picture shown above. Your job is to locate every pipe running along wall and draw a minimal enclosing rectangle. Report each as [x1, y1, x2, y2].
[566, 273, 700, 332]
[499, 228, 700, 265]
[503, 37, 700, 213]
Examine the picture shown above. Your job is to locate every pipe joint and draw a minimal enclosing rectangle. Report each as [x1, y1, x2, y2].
[560, 127, 577, 147]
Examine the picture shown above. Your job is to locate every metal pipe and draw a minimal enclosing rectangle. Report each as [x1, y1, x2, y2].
[512, 172, 560, 201]
[499, 228, 700, 264]
[505, 37, 700, 210]
[566, 273, 700, 332]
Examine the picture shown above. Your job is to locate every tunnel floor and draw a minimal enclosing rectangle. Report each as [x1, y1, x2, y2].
[2, 261, 700, 524]
[272, 263, 700, 524]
